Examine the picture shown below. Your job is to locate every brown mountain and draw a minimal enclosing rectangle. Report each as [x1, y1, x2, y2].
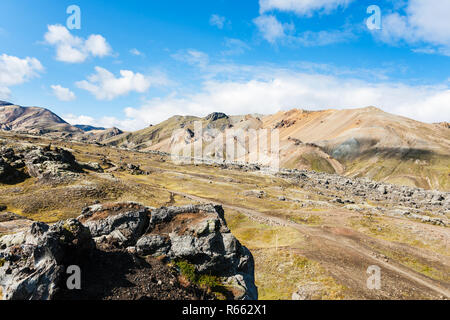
[106, 107, 450, 190]
[0, 102, 123, 142]
[1, 101, 448, 190]
[0, 102, 82, 135]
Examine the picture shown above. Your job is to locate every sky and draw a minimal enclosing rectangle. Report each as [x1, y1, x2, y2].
[0, 0, 449, 131]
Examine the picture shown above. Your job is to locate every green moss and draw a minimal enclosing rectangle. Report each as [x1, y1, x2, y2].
[62, 221, 79, 234]
[175, 260, 226, 297]
[176, 260, 197, 283]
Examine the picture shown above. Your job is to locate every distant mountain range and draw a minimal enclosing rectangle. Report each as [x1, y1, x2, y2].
[0, 101, 122, 142]
[0, 103, 81, 135]
[1, 101, 449, 190]
[75, 125, 106, 132]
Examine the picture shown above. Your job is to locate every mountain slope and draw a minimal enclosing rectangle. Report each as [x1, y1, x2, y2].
[0, 102, 123, 142]
[104, 112, 263, 152]
[1, 101, 448, 190]
[75, 124, 106, 132]
[0, 103, 82, 134]
[263, 107, 450, 190]
[106, 107, 450, 190]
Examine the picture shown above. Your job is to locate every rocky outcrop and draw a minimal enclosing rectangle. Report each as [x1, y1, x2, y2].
[0, 147, 28, 184]
[276, 169, 449, 225]
[0, 219, 94, 300]
[79, 203, 257, 300]
[23, 146, 83, 182]
[0, 202, 257, 300]
[205, 112, 229, 122]
[0, 145, 106, 184]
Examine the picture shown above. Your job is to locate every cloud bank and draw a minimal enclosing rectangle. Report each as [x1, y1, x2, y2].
[68, 64, 450, 131]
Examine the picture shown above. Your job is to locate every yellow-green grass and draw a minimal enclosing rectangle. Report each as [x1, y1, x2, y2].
[348, 215, 449, 257]
[253, 248, 348, 300]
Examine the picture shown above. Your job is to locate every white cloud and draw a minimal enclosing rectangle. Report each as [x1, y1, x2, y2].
[259, 0, 354, 16]
[63, 113, 146, 131]
[65, 60, 450, 131]
[63, 114, 95, 125]
[0, 54, 44, 99]
[254, 14, 353, 46]
[379, 0, 450, 55]
[130, 48, 142, 56]
[171, 49, 210, 68]
[222, 38, 251, 56]
[84, 34, 111, 57]
[105, 68, 450, 130]
[44, 24, 112, 63]
[253, 15, 289, 44]
[209, 14, 227, 29]
[294, 28, 355, 46]
[76, 66, 168, 101]
[51, 85, 76, 101]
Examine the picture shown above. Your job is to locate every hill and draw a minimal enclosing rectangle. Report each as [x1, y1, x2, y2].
[0, 103, 82, 135]
[106, 107, 450, 190]
[0, 102, 123, 142]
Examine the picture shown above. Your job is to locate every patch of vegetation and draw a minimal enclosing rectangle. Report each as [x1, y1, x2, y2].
[175, 260, 226, 298]
[225, 210, 302, 249]
[344, 152, 450, 191]
[253, 248, 348, 300]
[301, 154, 335, 174]
[289, 214, 322, 225]
[378, 249, 449, 282]
[348, 215, 449, 257]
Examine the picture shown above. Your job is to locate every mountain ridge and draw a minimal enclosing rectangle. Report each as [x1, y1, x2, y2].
[1, 102, 449, 190]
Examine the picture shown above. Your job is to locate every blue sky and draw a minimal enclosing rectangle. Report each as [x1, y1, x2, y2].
[0, 0, 449, 130]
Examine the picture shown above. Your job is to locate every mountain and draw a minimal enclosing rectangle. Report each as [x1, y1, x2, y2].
[0, 102, 123, 141]
[263, 107, 450, 190]
[1, 101, 448, 190]
[80, 127, 124, 142]
[104, 112, 263, 151]
[75, 124, 106, 132]
[0, 103, 82, 135]
[106, 107, 450, 190]
[435, 122, 450, 129]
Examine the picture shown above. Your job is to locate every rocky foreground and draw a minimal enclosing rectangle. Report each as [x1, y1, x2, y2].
[0, 202, 257, 300]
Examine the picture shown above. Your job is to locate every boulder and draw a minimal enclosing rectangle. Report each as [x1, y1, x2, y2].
[24, 146, 82, 182]
[0, 219, 94, 300]
[143, 204, 257, 300]
[77, 203, 150, 247]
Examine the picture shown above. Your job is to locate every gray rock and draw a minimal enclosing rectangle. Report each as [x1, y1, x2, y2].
[81, 209, 149, 246]
[0, 219, 94, 300]
[146, 204, 257, 300]
[136, 234, 171, 256]
[0, 202, 258, 300]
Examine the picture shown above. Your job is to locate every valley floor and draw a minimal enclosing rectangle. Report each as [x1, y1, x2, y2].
[0, 132, 449, 300]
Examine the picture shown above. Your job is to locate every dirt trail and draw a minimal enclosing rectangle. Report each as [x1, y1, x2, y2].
[169, 190, 450, 299]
